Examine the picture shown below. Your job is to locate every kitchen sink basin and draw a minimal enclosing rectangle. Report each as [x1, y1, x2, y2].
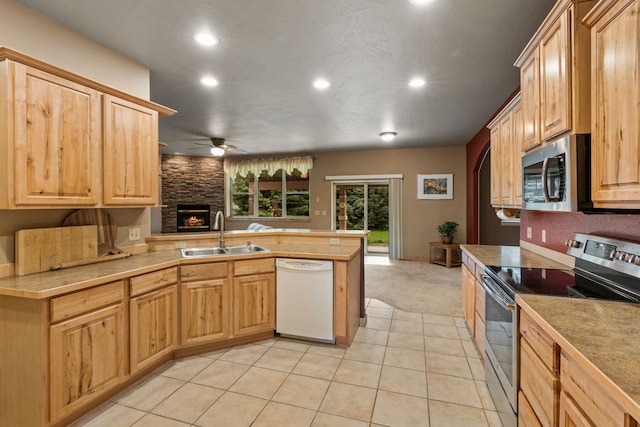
[181, 244, 270, 258]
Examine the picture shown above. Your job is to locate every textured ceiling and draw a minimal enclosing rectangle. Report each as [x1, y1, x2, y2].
[17, 0, 555, 157]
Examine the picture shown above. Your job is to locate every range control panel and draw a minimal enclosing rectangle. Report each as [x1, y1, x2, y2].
[566, 233, 640, 277]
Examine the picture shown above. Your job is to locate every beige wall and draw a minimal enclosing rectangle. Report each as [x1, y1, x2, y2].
[0, 0, 149, 98]
[227, 146, 467, 259]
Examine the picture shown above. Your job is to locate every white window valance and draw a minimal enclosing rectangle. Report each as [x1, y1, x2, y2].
[224, 155, 313, 177]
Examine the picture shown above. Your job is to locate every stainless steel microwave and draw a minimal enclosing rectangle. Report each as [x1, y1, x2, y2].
[521, 134, 592, 212]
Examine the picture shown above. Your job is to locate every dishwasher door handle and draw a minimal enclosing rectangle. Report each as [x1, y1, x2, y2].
[276, 259, 333, 272]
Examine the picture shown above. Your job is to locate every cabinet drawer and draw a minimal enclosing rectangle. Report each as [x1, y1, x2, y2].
[51, 281, 124, 323]
[520, 338, 559, 427]
[475, 283, 485, 322]
[474, 312, 485, 358]
[519, 391, 543, 427]
[463, 254, 476, 274]
[181, 262, 228, 282]
[234, 258, 275, 276]
[560, 351, 626, 427]
[520, 309, 558, 372]
[130, 267, 178, 297]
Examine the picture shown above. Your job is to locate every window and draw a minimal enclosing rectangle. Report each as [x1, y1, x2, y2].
[230, 168, 309, 217]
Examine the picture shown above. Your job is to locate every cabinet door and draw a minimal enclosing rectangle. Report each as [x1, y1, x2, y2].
[521, 49, 541, 151]
[559, 391, 594, 427]
[130, 285, 178, 373]
[590, 0, 640, 207]
[103, 94, 158, 205]
[461, 264, 475, 333]
[539, 12, 571, 141]
[500, 111, 514, 205]
[490, 125, 501, 206]
[233, 272, 276, 336]
[13, 63, 101, 206]
[520, 338, 559, 427]
[50, 303, 126, 424]
[181, 278, 230, 346]
[512, 101, 524, 206]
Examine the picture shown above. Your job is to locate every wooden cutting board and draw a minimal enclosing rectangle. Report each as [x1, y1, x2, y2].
[15, 225, 98, 275]
[62, 209, 118, 256]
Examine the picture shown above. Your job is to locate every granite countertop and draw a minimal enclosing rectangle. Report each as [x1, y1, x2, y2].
[517, 294, 640, 420]
[0, 243, 360, 299]
[461, 244, 569, 269]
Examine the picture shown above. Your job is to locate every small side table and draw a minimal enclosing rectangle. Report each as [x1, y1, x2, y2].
[429, 242, 462, 268]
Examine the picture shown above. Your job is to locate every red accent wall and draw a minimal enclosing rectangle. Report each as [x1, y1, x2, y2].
[520, 210, 640, 253]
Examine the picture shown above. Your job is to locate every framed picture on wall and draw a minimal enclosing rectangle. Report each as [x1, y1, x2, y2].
[417, 174, 453, 199]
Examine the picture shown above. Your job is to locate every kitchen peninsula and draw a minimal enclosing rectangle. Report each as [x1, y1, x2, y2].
[0, 229, 366, 427]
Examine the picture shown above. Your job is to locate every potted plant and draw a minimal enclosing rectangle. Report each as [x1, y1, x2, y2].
[437, 221, 459, 244]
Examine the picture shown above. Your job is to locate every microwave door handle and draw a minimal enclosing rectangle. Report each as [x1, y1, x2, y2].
[541, 157, 551, 202]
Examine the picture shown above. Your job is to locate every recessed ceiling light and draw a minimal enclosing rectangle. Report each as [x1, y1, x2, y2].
[380, 132, 397, 142]
[313, 78, 331, 90]
[200, 76, 219, 87]
[194, 32, 219, 47]
[409, 77, 426, 88]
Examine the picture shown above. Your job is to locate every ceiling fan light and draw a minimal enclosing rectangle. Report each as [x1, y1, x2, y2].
[380, 132, 397, 142]
[210, 146, 225, 156]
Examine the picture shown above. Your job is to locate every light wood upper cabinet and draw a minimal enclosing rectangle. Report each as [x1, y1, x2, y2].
[512, 101, 524, 205]
[584, 0, 640, 208]
[489, 125, 502, 206]
[515, 0, 594, 145]
[103, 95, 159, 205]
[500, 111, 514, 205]
[0, 61, 101, 207]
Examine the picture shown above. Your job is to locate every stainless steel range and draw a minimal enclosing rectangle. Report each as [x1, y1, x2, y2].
[482, 233, 640, 427]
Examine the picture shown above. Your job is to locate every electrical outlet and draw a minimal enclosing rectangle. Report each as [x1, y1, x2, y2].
[526, 227, 532, 239]
[128, 227, 140, 241]
[541, 229, 546, 243]
[329, 238, 340, 245]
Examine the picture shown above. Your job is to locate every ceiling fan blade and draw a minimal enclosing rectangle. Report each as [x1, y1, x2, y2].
[193, 142, 211, 147]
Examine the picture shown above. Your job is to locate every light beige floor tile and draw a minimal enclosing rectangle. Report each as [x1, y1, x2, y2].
[426, 353, 473, 379]
[156, 356, 213, 381]
[368, 299, 393, 309]
[151, 383, 224, 423]
[462, 340, 482, 359]
[333, 359, 382, 388]
[255, 347, 305, 372]
[308, 343, 346, 359]
[391, 319, 424, 335]
[190, 359, 249, 389]
[428, 400, 489, 427]
[393, 310, 423, 322]
[229, 366, 288, 399]
[457, 326, 473, 341]
[423, 323, 459, 339]
[195, 392, 267, 427]
[366, 306, 393, 319]
[311, 412, 369, 427]
[371, 390, 429, 427]
[383, 346, 426, 371]
[132, 413, 191, 426]
[378, 365, 428, 398]
[365, 316, 392, 331]
[485, 409, 504, 427]
[469, 357, 486, 380]
[274, 339, 311, 352]
[423, 313, 456, 326]
[114, 375, 184, 411]
[292, 353, 341, 380]
[254, 338, 279, 347]
[199, 348, 228, 359]
[344, 342, 386, 364]
[427, 373, 483, 408]
[70, 403, 145, 427]
[475, 380, 497, 410]
[424, 336, 466, 357]
[253, 401, 316, 427]
[353, 327, 389, 346]
[454, 317, 467, 327]
[272, 374, 331, 410]
[387, 331, 425, 351]
[220, 343, 269, 365]
[318, 382, 377, 422]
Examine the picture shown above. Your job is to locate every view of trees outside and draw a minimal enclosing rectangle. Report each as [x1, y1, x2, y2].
[231, 169, 309, 217]
[337, 185, 389, 245]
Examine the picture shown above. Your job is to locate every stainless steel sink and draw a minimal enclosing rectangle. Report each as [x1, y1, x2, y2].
[181, 244, 270, 258]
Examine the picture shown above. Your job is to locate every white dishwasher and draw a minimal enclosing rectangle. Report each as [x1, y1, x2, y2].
[276, 258, 334, 343]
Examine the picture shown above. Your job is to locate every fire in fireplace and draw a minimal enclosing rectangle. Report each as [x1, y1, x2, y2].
[176, 204, 211, 232]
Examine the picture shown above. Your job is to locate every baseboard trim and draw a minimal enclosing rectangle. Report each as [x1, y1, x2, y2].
[0, 263, 14, 278]
[520, 240, 574, 268]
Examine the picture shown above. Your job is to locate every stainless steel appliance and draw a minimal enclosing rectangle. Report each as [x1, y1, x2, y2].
[482, 233, 640, 427]
[522, 134, 591, 212]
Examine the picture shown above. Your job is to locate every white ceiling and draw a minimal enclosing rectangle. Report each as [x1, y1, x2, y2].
[17, 0, 555, 157]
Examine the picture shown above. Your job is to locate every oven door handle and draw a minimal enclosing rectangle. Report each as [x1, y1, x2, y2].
[482, 276, 515, 311]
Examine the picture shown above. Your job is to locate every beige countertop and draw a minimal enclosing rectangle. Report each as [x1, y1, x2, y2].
[0, 243, 360, 299]
[517, 294, 640, 421]
[461, 244, 570, 269]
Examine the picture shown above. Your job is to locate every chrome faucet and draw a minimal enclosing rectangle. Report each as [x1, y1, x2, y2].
[214, 210, 225, 248]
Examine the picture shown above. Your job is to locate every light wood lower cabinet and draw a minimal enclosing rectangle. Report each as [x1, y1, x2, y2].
[233, 272, 276, 336]
[520, 391, 544, 427]
[559, 390, 594, 427]
[460, 249, 486, 357]
[49, 302, 127, 424]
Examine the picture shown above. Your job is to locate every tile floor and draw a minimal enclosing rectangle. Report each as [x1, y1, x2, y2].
[72, 299, 502, 427]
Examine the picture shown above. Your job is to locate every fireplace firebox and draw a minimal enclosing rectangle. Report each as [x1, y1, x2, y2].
[176, 204, 211, 232]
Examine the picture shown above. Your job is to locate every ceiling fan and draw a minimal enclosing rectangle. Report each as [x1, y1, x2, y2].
[193, 137, 248, 156]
